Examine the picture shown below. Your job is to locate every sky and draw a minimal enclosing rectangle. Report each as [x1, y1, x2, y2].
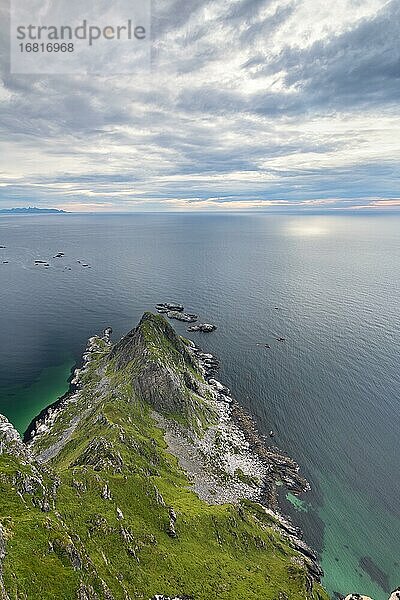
[0, 0, 399, 212]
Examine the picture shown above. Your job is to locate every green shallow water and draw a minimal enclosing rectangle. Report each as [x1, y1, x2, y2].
[319, 473, 399, 600]
[0, 358, 75, 435]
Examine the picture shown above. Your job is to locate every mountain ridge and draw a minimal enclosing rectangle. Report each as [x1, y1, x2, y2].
[0, 207, 66, 214]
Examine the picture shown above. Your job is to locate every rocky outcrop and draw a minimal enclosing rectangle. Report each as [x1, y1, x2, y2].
[0, 415, 29, 460]
[151, 596, 193, 600]
[73, 438, 123, 473]
[343, 591, 400, 600]
[110, 313, 210, 422]
[167, 508, 177, 538]
[167, 311, 198, 323]
[77, 583, 99, 600]
[187, 324, 217, 332]
[155, 303, 184, 313]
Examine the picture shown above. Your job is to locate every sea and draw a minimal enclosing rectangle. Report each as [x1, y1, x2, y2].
[0, 212, 399, 599]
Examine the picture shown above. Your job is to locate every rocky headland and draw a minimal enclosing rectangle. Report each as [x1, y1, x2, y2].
[0, 313, 395, 600]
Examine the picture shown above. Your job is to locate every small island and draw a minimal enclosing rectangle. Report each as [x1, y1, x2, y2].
[0, 207, 67, 215]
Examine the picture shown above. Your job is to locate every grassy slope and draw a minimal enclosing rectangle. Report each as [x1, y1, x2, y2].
[0, 314, 330, 600]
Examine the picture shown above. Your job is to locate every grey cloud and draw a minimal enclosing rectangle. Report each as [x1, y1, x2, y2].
[258, 0, 400, 110]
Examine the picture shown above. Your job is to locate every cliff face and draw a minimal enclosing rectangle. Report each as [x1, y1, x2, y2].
[0, 313, 330, 600]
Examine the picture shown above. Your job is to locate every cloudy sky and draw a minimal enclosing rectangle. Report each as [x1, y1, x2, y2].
[0, 0, 399, 212]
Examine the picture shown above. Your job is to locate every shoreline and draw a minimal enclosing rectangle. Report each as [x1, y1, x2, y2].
[22, 363, 78, 443]
[23, 329, 112, 443]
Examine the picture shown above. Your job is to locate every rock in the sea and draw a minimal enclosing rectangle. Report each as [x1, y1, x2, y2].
[155, 303, 184, 313]
[167, 311, 198, 323]
[187, 323, 216, 332]
[103, 327, 113, 343]
[389, 588, 400, 600]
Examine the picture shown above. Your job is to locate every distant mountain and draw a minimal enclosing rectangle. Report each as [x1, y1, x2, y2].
[0, 207, 66, 214]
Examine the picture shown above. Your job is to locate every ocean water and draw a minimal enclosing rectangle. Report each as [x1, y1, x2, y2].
[0, 212, 398, 599]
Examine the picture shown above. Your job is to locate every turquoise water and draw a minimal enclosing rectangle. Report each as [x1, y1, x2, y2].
[1, 359, 74, 435]
[0, 212, 398, 598]
[318, 472, 399, 598]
